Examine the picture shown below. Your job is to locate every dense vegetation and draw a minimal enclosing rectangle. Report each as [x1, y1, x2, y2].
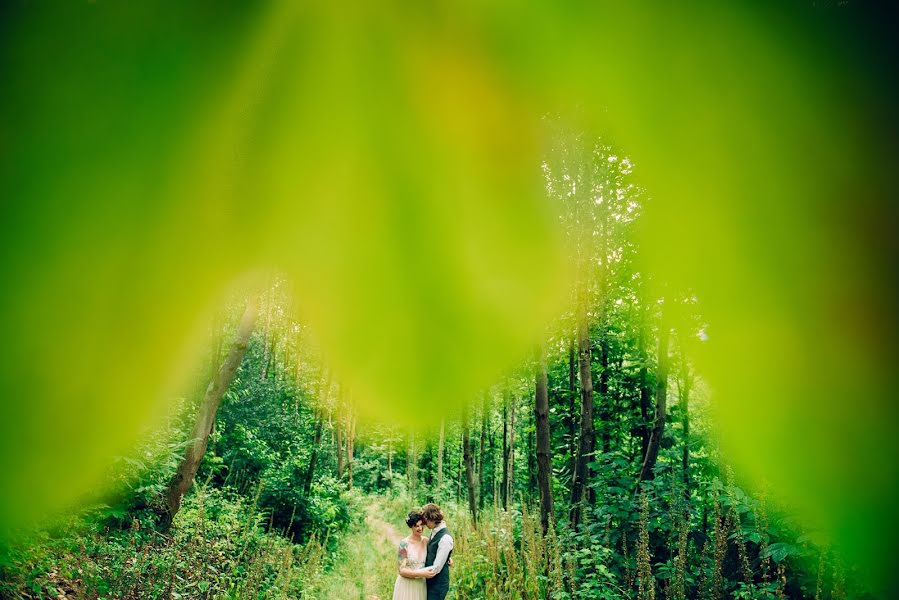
[0, 133, 874, 600]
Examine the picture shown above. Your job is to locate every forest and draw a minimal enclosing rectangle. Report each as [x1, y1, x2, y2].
[0, 136, 879, 599]
[1, 2, 898, 600]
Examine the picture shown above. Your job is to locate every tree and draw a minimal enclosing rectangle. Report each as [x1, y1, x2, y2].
[501, 392, 510, 511]
[637, 306, 671, 484]
[437, 418, 445, 492]
[462, 404, 478, 526]
[479, 393, 488, 508]
[161, 297, 259, 529]
[570, 296, 596, 527]
[534, 345, 554, 535]
[302, 370, 331, 495]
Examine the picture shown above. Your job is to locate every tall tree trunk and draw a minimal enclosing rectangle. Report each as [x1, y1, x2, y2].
[527, 415, 536, 499]
[437, 418, 445, 491]
[502, 392, 509, 511]
[462, 404, 478, 526]
[679, 349, 693, 494]
[638, 313, 671, 484]
[260, 290, 273, 380]
[567, 336, 578, 486]
[457, 436, 463, 502]
[570, 300, 595, 527]
[508, 393, 516, 508]
[599, 337, 611, 453]
[346, 396, 355, 490]
[637, 314, 652, 459]
[162, 298, 259, 529]
[302, 370, 331, 495]
[408, 434, 416, 493]
[303, 409, 324, 495]
[535, 346, 555, 535]
[479, 394, 488, 508]
[335, 388, 344, 481]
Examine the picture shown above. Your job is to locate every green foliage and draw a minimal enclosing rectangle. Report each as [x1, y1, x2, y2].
[0, 488, 328, 599]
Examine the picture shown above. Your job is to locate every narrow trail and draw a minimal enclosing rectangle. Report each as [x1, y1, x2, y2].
[315, 500, 402, 600]
[369, 505, 403, 548]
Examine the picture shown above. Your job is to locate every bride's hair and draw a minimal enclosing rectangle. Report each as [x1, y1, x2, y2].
[405, 511, 424, 528]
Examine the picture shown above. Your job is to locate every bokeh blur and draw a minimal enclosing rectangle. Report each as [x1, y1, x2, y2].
[1, 0, 896, 592]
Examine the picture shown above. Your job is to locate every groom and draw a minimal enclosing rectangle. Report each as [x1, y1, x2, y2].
[421, 502, 453, 600]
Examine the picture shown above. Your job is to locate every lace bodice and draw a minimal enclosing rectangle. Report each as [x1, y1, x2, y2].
[397, 538, 427, 570]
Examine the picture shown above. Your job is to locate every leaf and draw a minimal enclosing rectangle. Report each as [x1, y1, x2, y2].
[760, 542, 797, 564]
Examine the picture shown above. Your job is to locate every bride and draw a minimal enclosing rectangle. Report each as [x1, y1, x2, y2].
[393, 511, 435, 600]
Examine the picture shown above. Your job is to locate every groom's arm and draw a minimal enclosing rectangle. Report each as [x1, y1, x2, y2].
[430, 535, 454, 574]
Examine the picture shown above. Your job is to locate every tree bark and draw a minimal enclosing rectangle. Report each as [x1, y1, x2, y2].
[570, 300, 595, 527]
[527, 415, 536, 498]
[567, 337, 578, 486]
[508, 393, 515, 508]
[335, 389, 344, 481]
[162, 297, 259, 529]
[302, 371, 331, 495]
[638, 314, 671, 484]
[599, 337, 611, 453]
[637, 315, 652, 459]
[479, 394, 488, 508]
[462, 404, 478, 526]
[535, 346, 554, 535]
[502, 392, 509, 511]
[346, 395, 355, 489]
[679, 349, 693, 494]
[408, 434, 416, 493]
[437, 418, 445, 491]
[260, 290, 273, 381]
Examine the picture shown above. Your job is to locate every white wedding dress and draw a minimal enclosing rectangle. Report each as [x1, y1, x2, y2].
[392, 538, 428, 600]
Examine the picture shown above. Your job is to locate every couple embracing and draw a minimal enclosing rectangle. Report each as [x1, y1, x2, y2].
[393, 503, 453, 600]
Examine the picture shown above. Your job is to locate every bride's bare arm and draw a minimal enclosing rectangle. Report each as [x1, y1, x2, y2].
[396, 540, 436, 578]
[399, 564, 436, 578]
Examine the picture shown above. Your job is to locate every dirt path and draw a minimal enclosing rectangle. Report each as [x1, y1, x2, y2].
[369, 506, 403, 547]
[314, 500, 401, 600]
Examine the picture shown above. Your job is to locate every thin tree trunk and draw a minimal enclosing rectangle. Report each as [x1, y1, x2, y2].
[408, 434, 417, 494]
[502, 392, 509, 511]
[535, 345, 554, 535]
[479, 394, 488, 508]
[568, 337, 578, 485]
[508, 393, 515, 509]
[638, 312, 671, 484]
[335, 388, 344, 481]
[303, 409, 324, 495]
[162, 298, 259, 529]
[679, 349, 693, 495]
[260, 291, 273, 380]
[346, 395, 355, 490]
[599, 337, 611, 453]
[437, 418, 445, 491]
[638, 317, 652, 459]
[302, 370, 330, 494]
[570, 300, 595, 527]
[462, 404, 478, 526]
[457, 435, 463, 502]
[527, 417, 536, 500]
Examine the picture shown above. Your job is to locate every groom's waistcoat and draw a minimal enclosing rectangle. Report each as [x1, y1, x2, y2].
[425, 527, 452, 594]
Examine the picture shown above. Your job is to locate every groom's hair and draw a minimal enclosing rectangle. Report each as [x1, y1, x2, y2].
[421, 503, 444, 524]
[405, 511, 423, 528]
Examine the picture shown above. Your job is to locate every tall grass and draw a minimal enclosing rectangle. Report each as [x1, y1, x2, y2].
[0, 486, 340, 599]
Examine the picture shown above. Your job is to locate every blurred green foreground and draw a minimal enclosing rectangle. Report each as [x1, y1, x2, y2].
[1, 0, 897, 592]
